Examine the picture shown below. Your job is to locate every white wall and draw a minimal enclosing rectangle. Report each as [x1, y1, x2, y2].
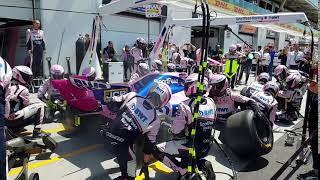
[101, 14, 160, 51]
[40, 0, 98, 76]
[0, 0, 33, 21]
[277, 32, 286, 50]
[223, 25, 239, 54]
[168, 4, 192, 47]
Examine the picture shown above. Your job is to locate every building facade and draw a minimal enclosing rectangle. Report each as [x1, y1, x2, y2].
[0, 0, 318, 76]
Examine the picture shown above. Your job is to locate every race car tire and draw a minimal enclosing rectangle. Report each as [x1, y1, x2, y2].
[224, 110, 273, 158]
[28, 173, 40, 180]
[240, 87, 248, 96]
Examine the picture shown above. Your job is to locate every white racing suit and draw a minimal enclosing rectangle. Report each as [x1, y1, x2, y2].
[250, 91, 278, 124]
[276, 88, 303, 121]
[101, 92, 186, 179]
[242, 81, 264, 97]
[158, 97, 216, 171]
[5, 84, 45, 131]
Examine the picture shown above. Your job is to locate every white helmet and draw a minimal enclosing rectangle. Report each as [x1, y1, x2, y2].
[82, 67, 96, 81]
[0, 57, 12, 89]
[137, 63, 150, 76]
[152, 60, 163, 71]
[146, 82, 172, 108]
[263, 81, 280, 97]
[50, 64, 64, 79]
[257, 72, 270, 84]
[12, 66, 33, 85]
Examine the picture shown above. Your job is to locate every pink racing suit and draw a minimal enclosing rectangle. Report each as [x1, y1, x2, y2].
[37, 79, 62, 101]
[277, 88, 303, 111]
[250, 91, 278, 123]
[211, 89, 253, 119]
[130, 47, 143, 72]
[5, 84, 44, 129]
[102, 92, 187, 178]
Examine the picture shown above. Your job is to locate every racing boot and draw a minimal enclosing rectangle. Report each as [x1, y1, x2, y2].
[32, 128, 50, 138]
[204, 160, 215, 180]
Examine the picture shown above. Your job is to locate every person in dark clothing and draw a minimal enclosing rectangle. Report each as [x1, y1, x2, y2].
[26, 20, 46, 78]
[238, 48, 254, 84]
[298, 51, 311, 75]
[298, 80, 318, 180]
[278, 48, 288, 66]
[103, 41, 117, 61]
[212, 45, 223, 62]
[122, 45, 134, 81]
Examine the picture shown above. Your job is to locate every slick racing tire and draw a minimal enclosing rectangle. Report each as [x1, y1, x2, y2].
[225, 110, 273, 158]
[240, 87, 248, 96]
[28, 173, 40, 180]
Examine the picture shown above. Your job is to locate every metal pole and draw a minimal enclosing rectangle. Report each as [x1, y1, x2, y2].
[147, 18, 151, 67]
[32, 0, 36, 19]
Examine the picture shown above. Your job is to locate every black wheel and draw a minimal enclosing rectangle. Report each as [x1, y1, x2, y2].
[240, 87, 248, 96]
[42, 136, 57, 151]
[224, 110, 273, 158]
[28, 173, 40, 180]
[204, 160, 215, 180]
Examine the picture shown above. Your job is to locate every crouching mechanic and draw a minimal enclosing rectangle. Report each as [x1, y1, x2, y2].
[152, 60, 163, 73]
[276, 73, 304, 121]
[159, 73, 216, 179]
[38, 64, 65, 103]
[241, 72, 271, 97]
[250, 81, 279, 124]
[102, 82, 187, 180]
[129, 63, 149, 82]
[5, 66, 48, 138]
[208, 74, 266, 121]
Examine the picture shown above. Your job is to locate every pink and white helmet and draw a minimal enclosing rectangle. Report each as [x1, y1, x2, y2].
[146, 82, 172, 108]
[274, 65, 289, 80]
[286, 73, 301, 89]
[0, 57, 12, 89]
[137, 63, 150, 76]
[263, 81, 280, 96]
[82, 67, 96, 81]
[184, 73, 208, 97]
[167, 63, 176, 72]
[236, 43, 242, 49]
[12, 66, 33, 85]
[209, 74, 229, 96]
[229, 44, 237, 53]
[257, 72, 270, 84]
[50, 64, 64, 79]
[152, 60, 163, 71]
[137, 37, 146, 44]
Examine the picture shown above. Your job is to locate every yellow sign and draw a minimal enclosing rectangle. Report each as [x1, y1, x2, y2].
[103, 88, 128, 102]
[224, 59, 239, 78]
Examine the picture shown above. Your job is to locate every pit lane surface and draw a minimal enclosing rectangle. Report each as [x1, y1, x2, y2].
[8, 74, 313, 180]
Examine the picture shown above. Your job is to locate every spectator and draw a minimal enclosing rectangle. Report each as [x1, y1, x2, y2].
[278, 48, 288, 65]
[208, 46, 214, 58]
[299, 51, 311, 74]
[286, 43, 304, 70]
[160, 41, 169, 69]
[238, 47, 254, 84]
[260, 47, 270, 73]
[122, 44, 134, 81]
[181, 43, 196, 59]
[212, 45, 223, 62]
[103, 41, 117, 62]
[26, 19, 46, 78]
[268, 43, 276, 79]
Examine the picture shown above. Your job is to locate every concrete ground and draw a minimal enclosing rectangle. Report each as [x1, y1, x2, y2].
[8, 73, 314, 180]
